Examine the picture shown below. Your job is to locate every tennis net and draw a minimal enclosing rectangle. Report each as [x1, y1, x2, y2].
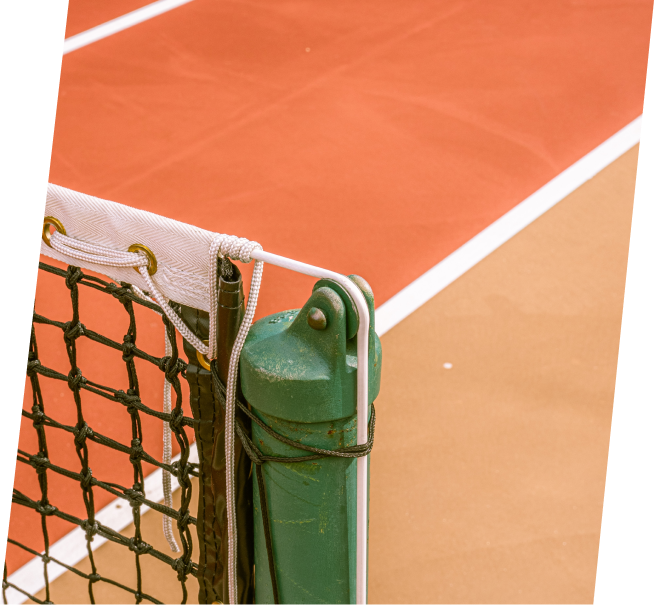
[4, 183, 377, 605]
[5, 261, 203, 604]
[4, 183, 262, 604]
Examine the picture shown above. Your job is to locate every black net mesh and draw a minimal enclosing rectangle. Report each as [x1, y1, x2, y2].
[4, 262, 201, 605]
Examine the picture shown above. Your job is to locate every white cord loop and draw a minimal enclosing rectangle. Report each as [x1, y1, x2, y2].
[50, 230, 209, 355]
[161, 329, 180, 552]
[207, 234, 264, 604]
[224, 259, 263, 604]
[48, 227, 266, 583]
[50, 230, 149, 269]
[208, 234, 262, 360]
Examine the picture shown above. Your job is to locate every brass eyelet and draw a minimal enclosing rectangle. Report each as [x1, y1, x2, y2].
[197, 339, 211, 371]
[42, 216, 66, 247]
[128, 243, 158, 276]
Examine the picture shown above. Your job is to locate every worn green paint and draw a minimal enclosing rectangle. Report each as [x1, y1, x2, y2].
[240, 276, 382, 604]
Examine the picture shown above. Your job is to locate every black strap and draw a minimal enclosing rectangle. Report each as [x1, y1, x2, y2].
[254, 464, 280, 604]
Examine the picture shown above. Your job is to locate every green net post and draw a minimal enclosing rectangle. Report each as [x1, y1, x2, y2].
[240, 276, 382, 604]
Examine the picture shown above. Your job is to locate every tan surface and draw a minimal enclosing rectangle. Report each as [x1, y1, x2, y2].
[35, 147, 636, 603]
[368, 146, 637, 604]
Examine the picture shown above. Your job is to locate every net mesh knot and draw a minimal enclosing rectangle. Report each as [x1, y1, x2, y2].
[63, 321, 85, 342]
[159, 355, 186, 383]
[172, 556, 193, 579]
[33, 453, 50, 475]
[80, 468, 93, 490]
[125, 487, 144, 509]
[127, 538, 152, 556]
[177, 510, 191, 532]
[170, 460, 193, 482]
[168, 408, 185, 432]
[127, 388, 140, 414]
[81, 520, 99, 540]
[122, 336, 136, 362]
[108, 282, 135, 305]
[26, 358, 40, 377]
[129, 439, 144, 463]
[116, 388, 142, 415]
[88, 573, 101, 584]
[36, 502, 57, 516]
[64, 266, 83, 289]
[67, 369, 86, 391]
[73, 422, 93, 446]
[31, 405, 46, 428]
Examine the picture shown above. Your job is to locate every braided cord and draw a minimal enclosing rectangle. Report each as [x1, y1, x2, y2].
[43, 227, 265, 601]
[208, 233, 263, 604]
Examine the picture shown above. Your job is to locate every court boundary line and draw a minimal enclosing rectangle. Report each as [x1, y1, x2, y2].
[31, 0, 643, 593]
[375, 116, 642, 336]
[63, 0, 195, 55]
[6, 117, 642, 602]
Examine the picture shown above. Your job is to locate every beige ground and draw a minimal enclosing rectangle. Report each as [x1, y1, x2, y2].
[368, 146, 637, 604]
[33, 146, 637, 603]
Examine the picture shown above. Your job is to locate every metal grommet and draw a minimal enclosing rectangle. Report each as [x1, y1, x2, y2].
[196, 339, 211, 371]
[42, 216, 66, 247]
[128, 243, 158, 276]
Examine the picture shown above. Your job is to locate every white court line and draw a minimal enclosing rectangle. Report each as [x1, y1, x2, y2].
[44, 0, 641, 600]
[63, 0, 195, 55]
[375, 116, 643, 336]
[4, 445, 199, 604]
[6, 117, 641, 602]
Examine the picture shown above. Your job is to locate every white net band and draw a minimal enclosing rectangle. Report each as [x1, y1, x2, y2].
[42, 183, 264, 599]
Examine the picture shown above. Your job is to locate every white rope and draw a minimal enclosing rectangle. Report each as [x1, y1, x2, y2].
[130, 285, 180, 553]
[225, 260, 263, 605]
[208, 234, 263, 604]
[161, 329, 180, 552]
[138, 267, 207, 354]
[208, 234, 261, 359]
[50, 230, 209, 355]
[49, 227, 265, 587]
[51, 231, 149, 269]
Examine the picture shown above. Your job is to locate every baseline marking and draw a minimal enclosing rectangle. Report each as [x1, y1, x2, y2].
[63, 0, 195, 55]
[375, 116, 642, 336]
